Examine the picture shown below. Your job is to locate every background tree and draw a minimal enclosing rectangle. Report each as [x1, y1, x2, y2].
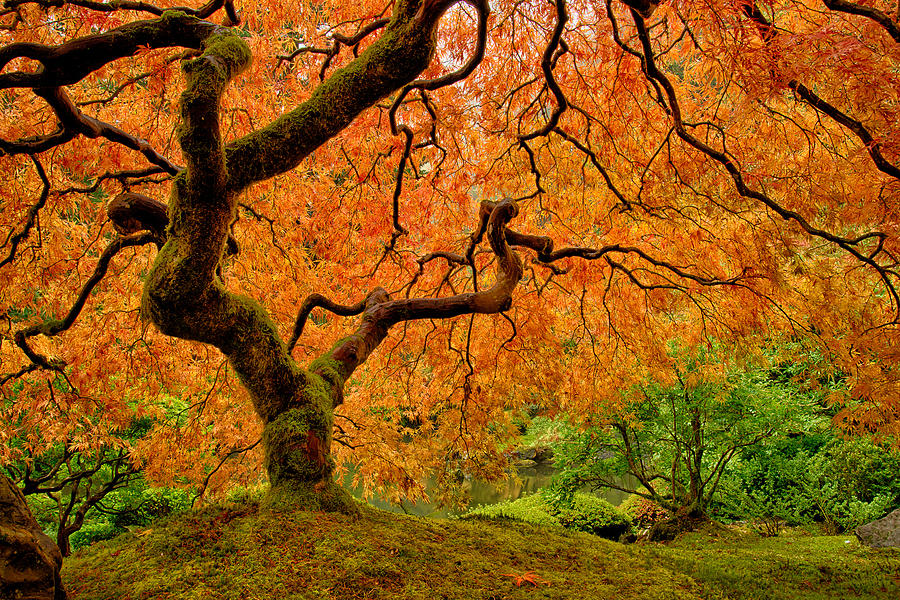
[2, 0, 900, 510]
[547, 344, 829, 523]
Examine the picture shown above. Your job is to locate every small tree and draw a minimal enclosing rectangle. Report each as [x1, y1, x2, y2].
[0, 419, 152, 556]
[549, 347, 822, 522]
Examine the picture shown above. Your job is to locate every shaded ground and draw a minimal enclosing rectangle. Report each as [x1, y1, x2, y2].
[62, 495, 900, 600]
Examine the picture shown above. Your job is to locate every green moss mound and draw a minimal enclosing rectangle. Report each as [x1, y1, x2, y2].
[62, 494, 900, 600]
[463, 492, 632, 540]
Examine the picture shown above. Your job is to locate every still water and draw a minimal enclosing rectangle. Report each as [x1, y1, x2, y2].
[346, 462, 630, 518]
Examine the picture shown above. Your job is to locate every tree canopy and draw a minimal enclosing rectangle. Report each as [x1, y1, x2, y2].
[1, 0, 899, 505]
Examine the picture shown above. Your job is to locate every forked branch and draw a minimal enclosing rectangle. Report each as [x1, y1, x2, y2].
[313, 199, 523, 397]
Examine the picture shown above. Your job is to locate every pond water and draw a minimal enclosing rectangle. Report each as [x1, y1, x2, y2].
[345, 462, 631, 518]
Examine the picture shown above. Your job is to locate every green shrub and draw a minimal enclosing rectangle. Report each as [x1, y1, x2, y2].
[62, 484, 193, 551]
[464, 493, 562, 528]
[107, 485, 192, 530]
[715, 436, 900, 532]
[69, 520, 118, 549]
[463, 492, 631, 540]
[556, 494, 633, 539]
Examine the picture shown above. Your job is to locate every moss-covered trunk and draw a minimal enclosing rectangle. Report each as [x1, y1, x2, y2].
[259, 369, 357, 513]
[141, 2, 450, 511]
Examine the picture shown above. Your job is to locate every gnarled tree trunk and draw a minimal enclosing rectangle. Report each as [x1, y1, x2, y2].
[140, 1, 492, 511]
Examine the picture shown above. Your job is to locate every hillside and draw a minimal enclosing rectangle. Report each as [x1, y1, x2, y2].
[60, 493, 900, 600]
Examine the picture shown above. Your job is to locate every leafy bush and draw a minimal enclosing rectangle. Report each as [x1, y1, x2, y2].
[463, 492, 631, 540]
[464, 493, 561, 528]
[69, 520, 118, 549]
[716, 436, 900, 532]
[105, 485, 193, 530]
[556, 494, 633, 539]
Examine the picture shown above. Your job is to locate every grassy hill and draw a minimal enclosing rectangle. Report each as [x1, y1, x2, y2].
[62, 494, 900, 600]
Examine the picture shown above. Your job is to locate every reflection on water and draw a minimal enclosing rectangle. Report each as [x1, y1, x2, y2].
[344, 462, 630, 518]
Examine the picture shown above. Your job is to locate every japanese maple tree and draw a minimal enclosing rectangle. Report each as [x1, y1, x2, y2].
[1, 0, 899, 512]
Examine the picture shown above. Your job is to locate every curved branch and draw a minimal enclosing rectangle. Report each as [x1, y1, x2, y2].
[388, 0, 489, 135]
[0, 127, 75, 156]
[0, 12, 221, 89]
[288, 290, 385, 353]
[35, 87, 179, 173]
[17, 231, 157, 342]
[518, 0, 569, 142]
[107, 192, 168, 237]
[505, 228, 751, 287]
[53, 166, 169, 196]
[146, 1, 480, 423]
[321, 199, 524, 388]
[821, 0, 900, 43]
[0, 363, 39, 386]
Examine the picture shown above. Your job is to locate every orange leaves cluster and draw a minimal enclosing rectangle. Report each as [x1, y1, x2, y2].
[4, 0, 900, 504]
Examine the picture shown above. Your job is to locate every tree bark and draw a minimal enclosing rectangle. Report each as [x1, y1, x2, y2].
[0, 475, 67, 600]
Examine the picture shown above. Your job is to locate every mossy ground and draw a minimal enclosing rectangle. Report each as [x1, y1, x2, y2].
[62, 496, 900, 600]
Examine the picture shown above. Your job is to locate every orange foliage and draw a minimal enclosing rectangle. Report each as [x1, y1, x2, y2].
[2, 0, 900, 501]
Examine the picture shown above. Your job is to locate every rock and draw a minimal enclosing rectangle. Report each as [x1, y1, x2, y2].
[855, 508, 900, 548]
[515, 447, 538, 461]
[532, 447, 554, 462]
[513, 459, 538, 468]
[511, 446, 554, 464]
[0, 475, 67, 600]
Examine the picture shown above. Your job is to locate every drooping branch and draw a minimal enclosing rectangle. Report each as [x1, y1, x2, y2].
[192, 438, 261, 504]
[504, 229, 753, 288]
[391, 126, 413, 237]
[821, 0, 900, 43]
[0, 11, 224, 169]
[553, 127, 632, 210]
[741, 2, 900, 181]
[628, 8, 900, 315]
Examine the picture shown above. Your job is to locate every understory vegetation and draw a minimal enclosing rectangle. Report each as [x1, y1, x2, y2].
[62, 495, 900, 600]
[522, 345, 900, 536]
[462, 492, 632, 540]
